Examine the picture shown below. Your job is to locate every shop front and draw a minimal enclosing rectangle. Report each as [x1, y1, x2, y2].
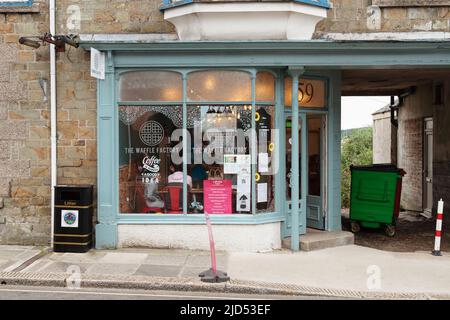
[80, 39, 448, 252]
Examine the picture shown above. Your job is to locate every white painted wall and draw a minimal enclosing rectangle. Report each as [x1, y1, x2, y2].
[373, 111, 394, 164]
[164, 2, 327, 41]
[118, 223, 281, 253]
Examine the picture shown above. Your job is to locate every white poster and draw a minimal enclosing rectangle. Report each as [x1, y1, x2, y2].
[237, 154, 251, 174]
[224, 154, 251, 174]
[236, 173, 251, 212]
[257, 183, 268, 203]
[90, 47, 105, 80]
[258, 153, 269, 173]
[61, 210, 79, 228]
[224, 154, 238, 174]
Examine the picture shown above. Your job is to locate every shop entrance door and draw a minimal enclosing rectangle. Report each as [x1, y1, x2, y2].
[285, 113, 326, 232]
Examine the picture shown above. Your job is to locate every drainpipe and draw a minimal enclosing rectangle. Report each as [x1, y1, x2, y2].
[49, 0, 56, 249]
[389, 96, 399, 128]
[390, 87, 414, 128]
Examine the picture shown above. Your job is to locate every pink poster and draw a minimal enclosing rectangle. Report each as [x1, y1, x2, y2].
[203, 180, 232, 214]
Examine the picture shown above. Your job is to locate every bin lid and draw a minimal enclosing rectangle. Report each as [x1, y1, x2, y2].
[55, 184, 93, 189]
[350, 164, 405, 175]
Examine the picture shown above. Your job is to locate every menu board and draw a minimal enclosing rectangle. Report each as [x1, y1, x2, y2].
[203, 180, 232, 214]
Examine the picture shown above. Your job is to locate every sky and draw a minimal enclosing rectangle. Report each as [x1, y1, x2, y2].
[341, 96, 391, 130]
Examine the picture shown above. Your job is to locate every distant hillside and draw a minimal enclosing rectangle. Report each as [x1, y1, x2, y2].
[341, 126, 371, 139]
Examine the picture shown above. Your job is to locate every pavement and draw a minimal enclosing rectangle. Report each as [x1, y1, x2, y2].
[0, 244, 450, 299]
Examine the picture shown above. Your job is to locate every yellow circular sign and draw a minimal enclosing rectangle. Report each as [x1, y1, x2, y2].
[255, 112, 260, 122]
[255, 173, 260, 182]
[268, 143, 275, 152]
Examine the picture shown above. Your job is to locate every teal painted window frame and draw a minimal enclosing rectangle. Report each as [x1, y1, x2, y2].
[114, 67, 287, 225]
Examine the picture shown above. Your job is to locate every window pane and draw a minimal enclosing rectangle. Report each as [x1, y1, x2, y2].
[187, 105, 254, 214]
[118, 105, 185, 214]
[255, 105, 276, 213]
[256, 71, 275, 102]
[187, 70, 251, 102]
[120, 71, 182, 102]
[285, 115, 302, 201]
[285, 77, 326, 108]
[308, 115, 323, 197]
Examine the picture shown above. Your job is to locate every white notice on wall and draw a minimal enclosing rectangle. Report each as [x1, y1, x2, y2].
[257, 183, 268, 203]
[90, 47, 105, 80]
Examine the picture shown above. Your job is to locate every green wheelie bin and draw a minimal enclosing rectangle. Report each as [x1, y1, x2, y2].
[349, 164, 406, 237]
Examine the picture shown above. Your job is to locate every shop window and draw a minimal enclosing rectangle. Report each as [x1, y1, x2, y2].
[187, 105, 251, 214]
[118, 105, 185, 214]
[187, 70, 252, 102]
[285, 77, 326, 108]
[185, 103, 276, 215]
[256, 71, 275, 102]
[120, 71, 183, 102]
[118, 69, 276, 215]
[255, 104, 276, 213]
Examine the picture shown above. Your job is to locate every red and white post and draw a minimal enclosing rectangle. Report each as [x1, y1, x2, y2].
[432, 199, 444, 256]
[199, 210, 230, 283]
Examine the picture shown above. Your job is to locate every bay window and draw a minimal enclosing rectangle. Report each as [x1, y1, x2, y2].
[118, 69, 278, 215]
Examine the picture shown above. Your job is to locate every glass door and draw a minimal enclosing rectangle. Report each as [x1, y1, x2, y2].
[285, 113, 326, 232]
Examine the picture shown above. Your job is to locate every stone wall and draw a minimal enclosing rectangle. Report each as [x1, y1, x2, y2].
[397, 81, 450, 214]
[315, 0, 450, 37]
[373, 110, 397, 165]
[0, 0, 51, 244]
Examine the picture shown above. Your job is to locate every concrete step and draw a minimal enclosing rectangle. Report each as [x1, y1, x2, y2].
[282, 229, 354, 251]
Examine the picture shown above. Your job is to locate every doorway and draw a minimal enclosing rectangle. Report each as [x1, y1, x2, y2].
[285, 113, 327, 233]
[423, 117, 433, 218]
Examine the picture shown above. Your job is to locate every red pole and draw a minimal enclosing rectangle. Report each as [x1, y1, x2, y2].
[432, 199, 444, 256]
[199, 210, 229, 282]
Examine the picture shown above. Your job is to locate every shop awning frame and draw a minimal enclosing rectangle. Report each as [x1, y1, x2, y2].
[79, 38, 450, 68]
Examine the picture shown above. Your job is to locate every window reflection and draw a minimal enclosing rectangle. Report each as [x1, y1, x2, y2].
[187, 70, 252, 102]
[120, 71, 183, 102]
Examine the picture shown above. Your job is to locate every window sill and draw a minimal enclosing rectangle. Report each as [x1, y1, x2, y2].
[372, 0, 450, 7]
[116, 211, 285, 225]
[0, 3, 39, 13]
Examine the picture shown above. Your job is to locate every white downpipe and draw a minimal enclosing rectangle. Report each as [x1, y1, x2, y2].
[49, 0, 56, 249]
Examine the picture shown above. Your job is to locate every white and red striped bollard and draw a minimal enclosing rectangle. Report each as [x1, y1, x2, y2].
[432, 199, 444, 256]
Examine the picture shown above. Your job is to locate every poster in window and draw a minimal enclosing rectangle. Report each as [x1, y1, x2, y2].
[203, 180, 232, 214]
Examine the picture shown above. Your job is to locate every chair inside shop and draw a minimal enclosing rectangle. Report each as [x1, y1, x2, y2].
[164, 183, 190, 214]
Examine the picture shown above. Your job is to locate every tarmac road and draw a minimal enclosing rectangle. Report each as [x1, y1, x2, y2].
[0, 285, 341, 300]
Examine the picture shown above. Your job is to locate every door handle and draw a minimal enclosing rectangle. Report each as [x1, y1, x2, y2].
[426, 178, 432, 183]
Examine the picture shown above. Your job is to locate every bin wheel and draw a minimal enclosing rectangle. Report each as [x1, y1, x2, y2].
[350, 221, 361, 233]
[385, 224, 396, 237]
